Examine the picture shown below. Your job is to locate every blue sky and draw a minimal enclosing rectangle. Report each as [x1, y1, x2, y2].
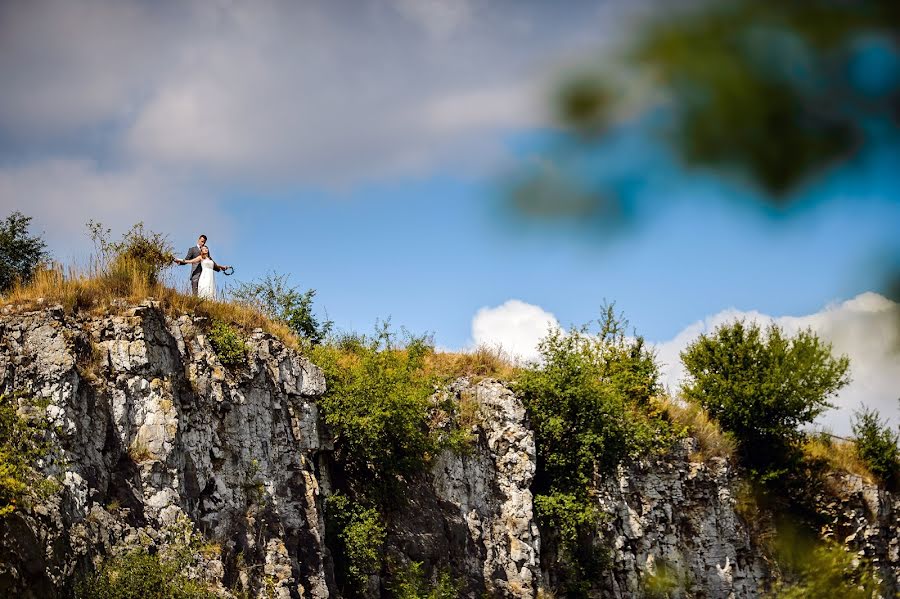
[1, 0, 898, 432]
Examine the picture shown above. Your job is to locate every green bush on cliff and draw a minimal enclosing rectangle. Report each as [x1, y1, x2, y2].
[0, 392, 58, 517]
[325, 494, 387, 595]
[852, 404, 900, 489]
[87, 220, 175, 287]
[207, 320, 246, 366]
[515, 305, 674, 595]
[389, 561, 458, 599]
[311, 323, 438, 482]
[229, 271, 333, 346]
[76, 548, 216, 599]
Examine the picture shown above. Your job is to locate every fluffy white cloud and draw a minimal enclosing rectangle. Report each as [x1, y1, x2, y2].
[654, 292, 900, 436]
[470, 299, 559, 362]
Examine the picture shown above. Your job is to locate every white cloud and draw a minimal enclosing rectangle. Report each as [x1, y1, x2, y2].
[654, 292, 900, 436]
[470, 299, 559, 362]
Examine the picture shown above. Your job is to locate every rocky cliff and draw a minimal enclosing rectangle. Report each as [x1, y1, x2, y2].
[0, 303, 897, 598]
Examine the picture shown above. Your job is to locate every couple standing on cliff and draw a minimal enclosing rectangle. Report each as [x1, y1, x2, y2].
[173, 234, 233, 300]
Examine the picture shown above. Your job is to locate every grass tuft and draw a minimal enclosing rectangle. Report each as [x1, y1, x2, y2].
[425, 344, 521, 382]
[802, 433, 874, 483]
[655, 396, 737, 462]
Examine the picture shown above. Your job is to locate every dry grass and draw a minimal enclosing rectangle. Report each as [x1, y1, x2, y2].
[802, 434, 874, 482]
[425, 344, 521, 382]
[2, 263, 300, 351]
[654, 395, 737, 462]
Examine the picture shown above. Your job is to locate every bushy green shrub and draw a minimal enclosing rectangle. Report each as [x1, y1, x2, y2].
[517, 306, 671, 493]
[310, 324, 439, 482]
[680, 321, 849, 479]
[229, 272, 332, 346]
[207, 320, 246, 366]
[0, 393, 58, 517]
[389, 561, 458, 599]
[0, 211, 48, 294]
[325, 494, 386, 595]
[516, 306, 674, 595]
[852, 405, 900, 489]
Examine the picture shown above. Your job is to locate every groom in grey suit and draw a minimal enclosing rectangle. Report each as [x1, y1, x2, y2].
[176, 234, 207, 296]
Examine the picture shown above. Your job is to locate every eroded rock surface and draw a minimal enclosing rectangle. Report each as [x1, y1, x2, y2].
[0, 302, 328, 598]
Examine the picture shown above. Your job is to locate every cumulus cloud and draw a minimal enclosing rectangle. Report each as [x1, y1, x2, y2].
[470, 299, 560, 362]
[654, 292, 900, 436]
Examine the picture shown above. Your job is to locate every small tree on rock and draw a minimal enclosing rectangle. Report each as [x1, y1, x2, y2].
[680, 321, 850, 478]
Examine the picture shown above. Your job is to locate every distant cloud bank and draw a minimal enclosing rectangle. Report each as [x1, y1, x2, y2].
[470, 293, 900, 435]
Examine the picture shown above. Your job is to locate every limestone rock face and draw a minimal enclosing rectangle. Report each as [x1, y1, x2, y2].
[817, 472, 900, 596]
[590, 439, 769, 598]
[1, 304, 898, 598]
[428, 378, 540, 598]
[0, 303, 329, 598]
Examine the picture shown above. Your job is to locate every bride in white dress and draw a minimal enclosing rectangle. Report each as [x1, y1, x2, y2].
[181, 246, 231, 300]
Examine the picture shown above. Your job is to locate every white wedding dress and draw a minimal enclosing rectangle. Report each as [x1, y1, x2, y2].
[198, 258, 217, 300]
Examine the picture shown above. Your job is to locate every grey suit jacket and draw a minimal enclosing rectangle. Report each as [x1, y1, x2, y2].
[183, 246, 202, 281]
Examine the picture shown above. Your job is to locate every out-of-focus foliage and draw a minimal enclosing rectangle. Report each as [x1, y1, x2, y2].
[770, 531, 881, 598]
[513, 0, 899, 229]
[552, 0, 899, 199]
[0, 211, 48, 294]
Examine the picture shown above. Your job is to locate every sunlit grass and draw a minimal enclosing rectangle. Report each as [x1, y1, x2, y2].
[802, 433, 874, 483]
[425, 343, 521, 382]
[2, 262, 300, 350]
[654, 395, 737, 462]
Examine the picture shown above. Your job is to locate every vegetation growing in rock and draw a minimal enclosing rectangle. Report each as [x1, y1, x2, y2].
[229, 271, 333, 346]
[770, 534, 880, 598]
[516, 305, 677, 595]
[311, 323, 447, 483]
[852, 404, 900, 489]
[76, 548, 216, 599]
[0, 392, 59, 517]
[87, 220, 176, 287]
[680, 321, 850, 484]
[0, 211, 49, 294]
[325, 494, 387, 595]
[389, 561, 459, 599]
[207, 319, 247, 367]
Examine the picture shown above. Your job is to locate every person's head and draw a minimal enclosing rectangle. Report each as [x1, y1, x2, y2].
[197, 234, 207, 248]
[200, 246, 210, 258]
